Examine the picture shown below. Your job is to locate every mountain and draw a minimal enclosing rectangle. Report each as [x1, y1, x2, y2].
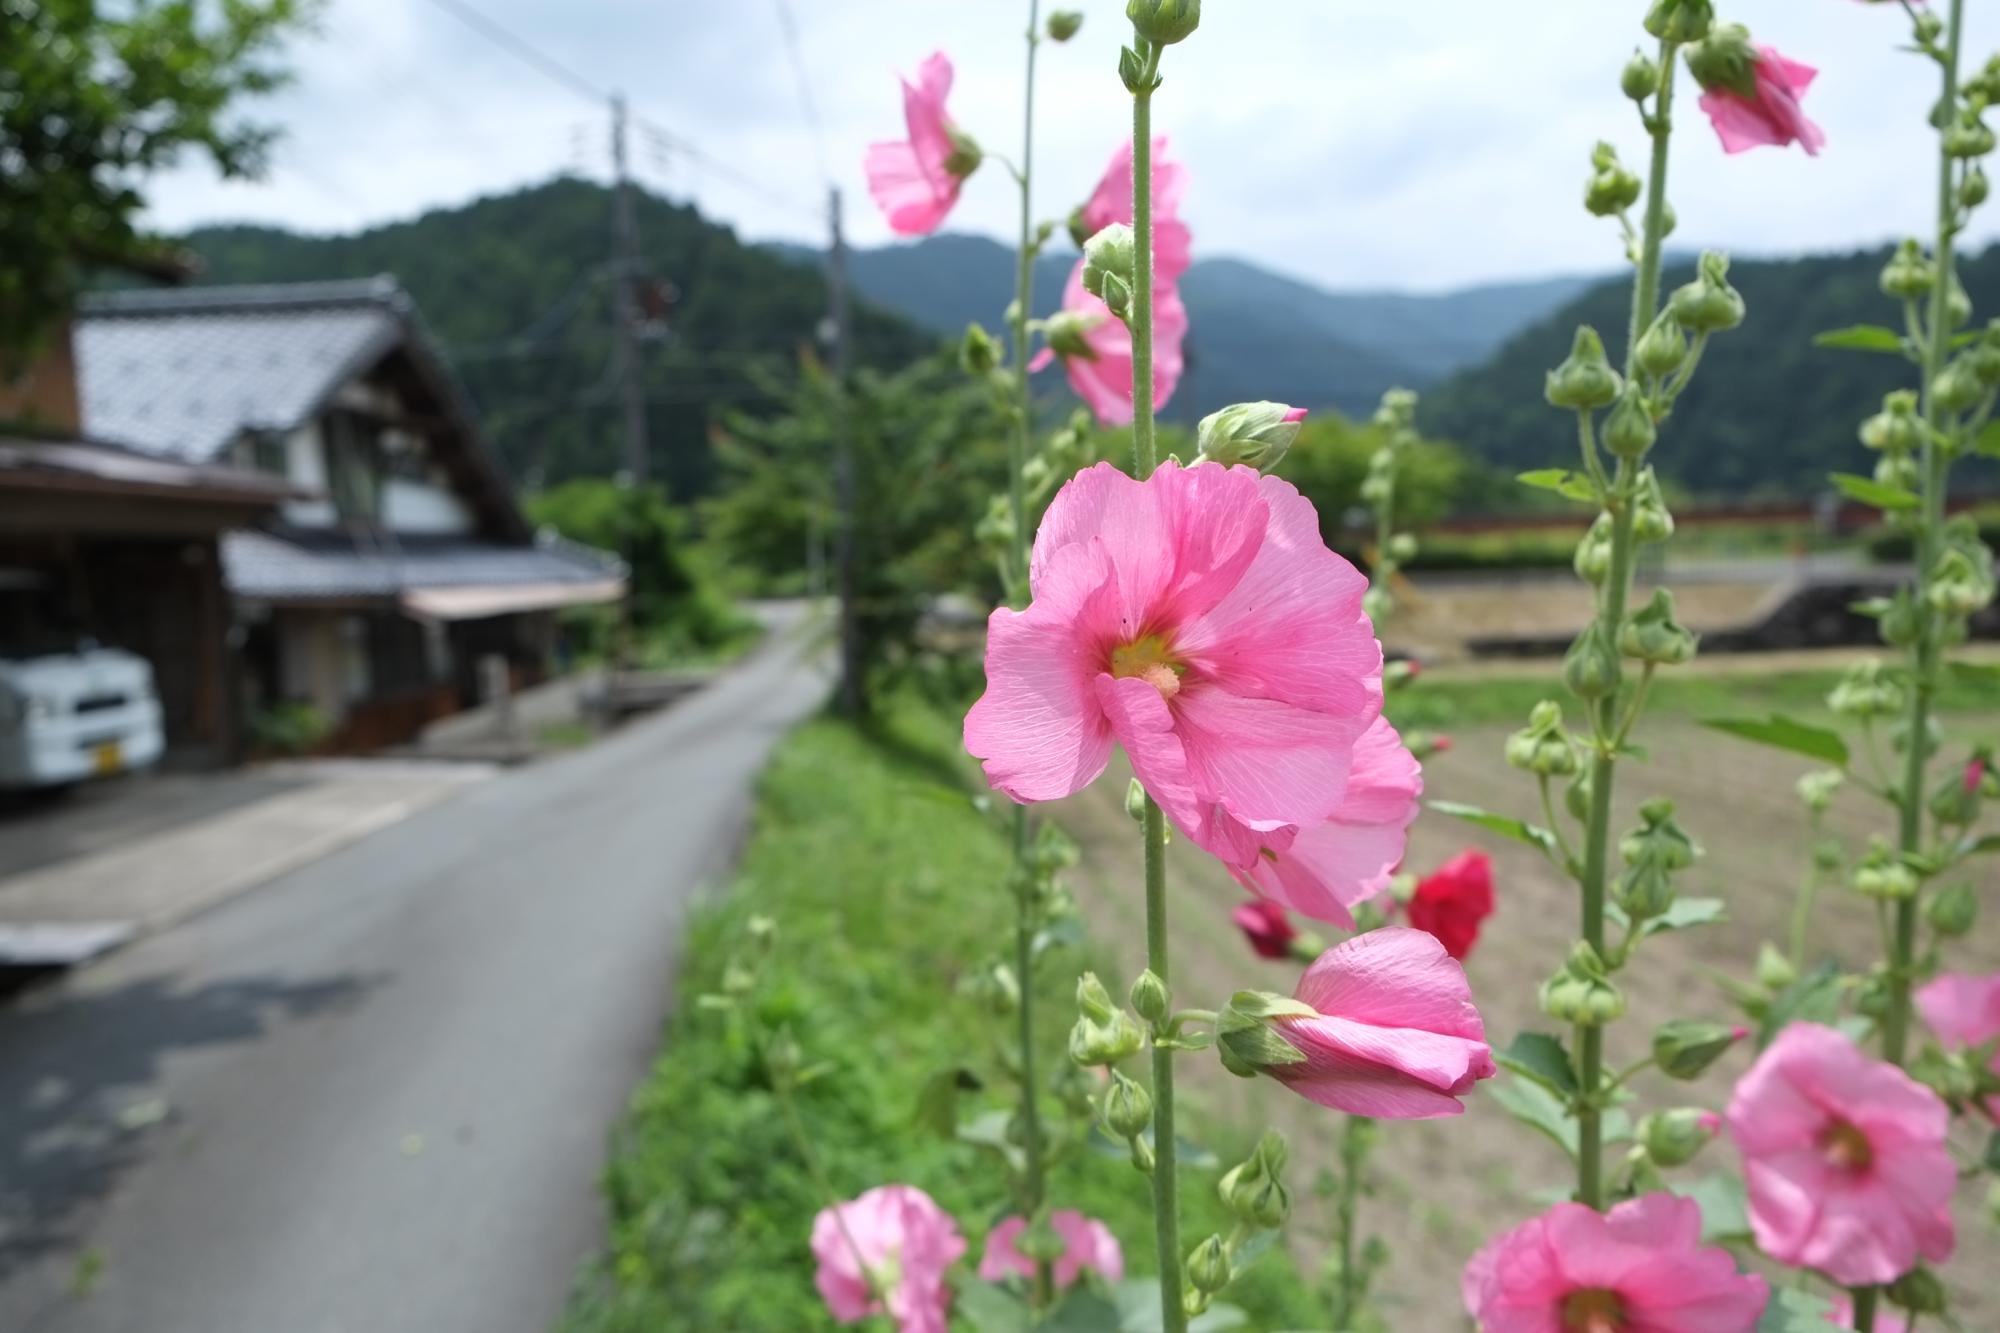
[791, 233, 1601, 419]
[1422, 242, 2000, 498]
[160, 177, 934, 496]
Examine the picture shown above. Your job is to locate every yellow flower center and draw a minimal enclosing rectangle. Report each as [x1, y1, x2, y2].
[1561, 1288, 1625, 1333]
[1110, 634, 1184, 700]
[1818, 1118, 1874, 1173]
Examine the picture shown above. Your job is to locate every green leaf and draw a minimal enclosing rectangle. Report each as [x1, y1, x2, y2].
[1959, 833, 2000, 859]
[1516, 468, 1600, 503]
[1428, 800, 1560, 857]
[1829, 471, 1921, 511]
[913, 1066, 979, 1137]
[1112, 1280, 1248, 1332]
[1487, 1074, 1579, 1159]
[1227, 990, 1319, 1021]
[955, 1109, 1025, 1172]
[956, 1280, 1033, 1333]
[1813, 324, 1906, 353]
[1673, 1171, 1752, 1243]
[1497, 1031, 1577, 1096]
[1755, 1287, 1842, 1331]
[1984, 1129, 2000, 1174]
[1758, 960, 1848, 1048]
[1700, 715, 1850, 766]
[1975, 419, 2000, 460]
[1042, 1289, 1122, 1333]
[1031, 915, 1084, 960]
[1637, 896, 1726, 938]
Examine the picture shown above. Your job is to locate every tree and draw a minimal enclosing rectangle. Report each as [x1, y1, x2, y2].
[0, 0, 313, 361]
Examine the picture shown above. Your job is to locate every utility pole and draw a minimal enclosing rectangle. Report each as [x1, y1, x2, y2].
[827, 185, 861, 717]
[609, 94, 649, 485]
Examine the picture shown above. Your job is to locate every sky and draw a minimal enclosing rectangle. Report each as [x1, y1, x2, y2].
[143, 0, 2000, 296]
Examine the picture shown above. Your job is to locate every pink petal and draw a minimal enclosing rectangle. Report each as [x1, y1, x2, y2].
[1294, 927, 1487, 1042]
[1276, 1013, 1493, 1116]
[977, 1216, 1032, 1283]
[1051, 1210, 1124, 1286]
[865, 141, 957, 236]
[902, 52, 957, 182]
[1172, 684, 1373, 828]
[1915, 971, 2000, 1047]
[1094, 673, 1205, 832]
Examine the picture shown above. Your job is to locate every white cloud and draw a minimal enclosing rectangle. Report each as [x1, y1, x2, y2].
[141, 0, 2000, 292]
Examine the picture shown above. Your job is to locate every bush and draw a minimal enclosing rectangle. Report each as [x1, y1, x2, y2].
[559, 698, 1322, 1332]
[245, 700, 330, 755]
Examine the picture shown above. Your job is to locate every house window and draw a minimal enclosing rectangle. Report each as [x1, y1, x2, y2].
[323, 410, 385, 528]
[240, 432, 289, 477]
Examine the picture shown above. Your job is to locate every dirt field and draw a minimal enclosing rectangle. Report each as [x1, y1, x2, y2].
[1059, 717, 2000, 1329]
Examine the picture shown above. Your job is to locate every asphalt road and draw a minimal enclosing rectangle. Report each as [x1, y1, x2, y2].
[0, 608, 829, 1333]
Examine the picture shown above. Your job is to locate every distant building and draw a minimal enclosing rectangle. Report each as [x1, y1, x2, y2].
[74, 278, 623, 752]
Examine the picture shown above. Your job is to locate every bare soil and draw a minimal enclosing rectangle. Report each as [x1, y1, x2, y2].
[1057, 720, 2000, 1329]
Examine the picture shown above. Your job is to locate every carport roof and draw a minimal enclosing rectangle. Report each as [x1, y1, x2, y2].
[222, 526, 626, 606]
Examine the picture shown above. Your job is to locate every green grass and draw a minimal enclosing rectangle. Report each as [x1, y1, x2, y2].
[1389, 665, 2000, 733]
[560, 697, 1324, 1332]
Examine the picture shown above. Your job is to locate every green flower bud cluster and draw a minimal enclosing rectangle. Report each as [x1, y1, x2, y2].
[959, 322, 1002, 376]
[1506, 700, 1578, 777]
[1129, 969, 1171, 1025]
[1616, 797, 1699, 921]
[1621, 49, 1661, 102]
[1926, 880, 1978, 938]
[1563, 620, 1624, 701]
[1652, 1019, 1743, 1080]
[1195, 401, 1306, 472]
[1636, 1107, 1720, 1168]
[1585, 141, 1642, 218]
[1634, 317, 1688, 382]
[1927, 517, 1996, 617]
[1100, 1069, 1154, 1171]
[1666, 251, 1745, 335]
[1042, 309, 1101, 360]
[1796, 768, 1845, 814]
[1542, 941, 1626, 1026]
[1046, 9, 1083, 42]
[1859, 390, 1925, 454]
[1127, 0, 1198, 47]
[1184, 1235, 1230, 1310]
[1632, 469, 1675, 543]
[943, 125, 983, 180]
[1944, 106, 1996, 161]
[1602, 387, 1658, 461]
[1070, 972, 1145, 1066]
[1619, 587, 1698, 666]
[1644, 0, 1713, 44]
[1081, 224, 1138, 322]
[1546, 326, 1623, 411]
[1755, 942, 1797, 992]
[1574, 514, 1615, 584]
[1852, 838, 1920, 902]
[1928, 749, 1989, 828]
[1827, 658, 1906, 720]
[1218, 1130, 1292, 1230]
[1683, 23, 1757, 99]
[1880, 240, 1934, 301]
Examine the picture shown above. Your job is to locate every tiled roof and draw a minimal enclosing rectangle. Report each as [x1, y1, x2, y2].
[222, 527, 625, 602]
[76, 278, 411, 464]
[0, 436, 296, 507]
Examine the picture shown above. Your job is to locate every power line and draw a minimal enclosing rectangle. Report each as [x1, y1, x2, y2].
[768, 0, 829, 182]
[631, 116, 822, 223]
[414, 0, 606, 108]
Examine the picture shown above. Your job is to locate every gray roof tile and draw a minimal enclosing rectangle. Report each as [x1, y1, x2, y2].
[223, 528, 624, 601]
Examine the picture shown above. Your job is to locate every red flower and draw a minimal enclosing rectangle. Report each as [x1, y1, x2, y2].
[1232, 900, 1297, 960]
[1406, 850, 1494, 961]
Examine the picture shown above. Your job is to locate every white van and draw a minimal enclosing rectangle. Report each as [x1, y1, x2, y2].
[0, 639, 165, 791]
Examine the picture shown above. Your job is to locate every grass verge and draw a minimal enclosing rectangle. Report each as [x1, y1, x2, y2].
[559, 695, 1323, 1332]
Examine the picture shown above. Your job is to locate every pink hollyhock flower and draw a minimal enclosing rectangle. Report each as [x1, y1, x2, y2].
[1030, 261, 1188, 425]
[1407, 849, 1496, 961]
[1698, 47, 1825, 157]
[1725, 1022, 1954, 1286]
[1461, 1192, 1769, 1332]
[1917, 970, 2000, 1107]
[964, 460, 1382, 840]
[865, 53, 976, 235]
[1077, 136, 1193, 284]
[811, 1184, 965, 1333]
[1266, 927, 1495, 1118]
[977, 1211, 1124, 1290]
[1233, 899, 1298, 960]
[1200, 716, 1421, 928]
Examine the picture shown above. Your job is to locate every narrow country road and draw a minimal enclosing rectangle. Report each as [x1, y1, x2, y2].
[0, 607, 830, 1333]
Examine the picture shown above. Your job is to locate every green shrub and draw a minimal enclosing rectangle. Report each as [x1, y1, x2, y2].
[245, 700, 330, 755]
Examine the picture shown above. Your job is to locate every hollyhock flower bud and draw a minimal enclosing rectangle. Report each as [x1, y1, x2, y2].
[1232, 899, 1297, 960]
[1860, 389, 1925, 453]
[1406, 850, 1496, 961]
[1585, 162, 1643, 217]
[1226, 929, 1495, 1117]
[1081, 224, 1137, 322]
[812, 1185, 966, 1333]
[1727, 1022, 1954, 1286]
[1932, 357, 1985, 413]
[1929, 754, 1984, 826]
[1563, 620, 1624, 701]
[1373, 385, 1419, 433]
[1881, 239, 1933, 300]
[1691, 31, 1824, 157]
[1945, 111, 1996, 160]
[1506, 700, 1578, 777]
[1195, 401, 1307, 472]
[1042, 309, 1100, 361]
[1574, 514, 1614, 583]
[1546, 325, 1623, 411]
[1076, 972, 1117, 1024]
[1621, 797, 1698, 871]
[1186, 1234, 1229, 1295]
[1667, 251, 1746, 334]
[1129, 969, 1170, 1025]
[1828, 658, 1906, 720]
[1756, 941, 1798, 991]
[979, 1211, 1123, 1291]
[1917, 972, 2000, 1110]
[1926, 881, 1977, 938]
[1462, 1194, 1765, 1332]
[1386, 532, 1418, 563]
[1853, 839, 1919, 901]
[1645, 0, 1714, 43]
[1638, 1107, 1721, 1168]
[1888, 1267, 1947, 1318]
[1542, 948, 1626, 1027]
[1945, 271, 1972, 328]
[1622, 48, 1661, 101]
[865, 54, 978, 237]
[1876, 453, 1921, 495]
[1927, 543, 1996, 616]
[1046, 9, 1083, 42]
[1565, 769, 1593, 822]
[1635, 317, 1688, 379]
[1964, 322, 2000, 386]
[1653, 1019, 1744, 1080]
[1632, 480, 1675, 544]
[1620, 588, 1698, 667]
[960, 322, 1001, 376]
[1070, 1008, 1144, 1067]
[1796, 768, 1843, 814]
[1601, 387, 1658, 460]
[1103, 1069, 1153, 1137]
[1127, 0, 1199, 46]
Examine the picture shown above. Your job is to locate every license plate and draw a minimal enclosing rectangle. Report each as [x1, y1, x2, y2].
[91, 741, 123, 776]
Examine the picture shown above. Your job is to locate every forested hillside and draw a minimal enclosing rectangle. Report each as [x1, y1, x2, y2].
[1423, 242, 2000, 497]
[171, 177, 934, 496]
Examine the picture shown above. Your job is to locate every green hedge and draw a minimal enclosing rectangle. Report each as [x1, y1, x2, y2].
[560, 699, 1323, 1332]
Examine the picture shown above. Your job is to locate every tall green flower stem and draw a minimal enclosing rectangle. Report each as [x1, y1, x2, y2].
[1123, 30, 1183, 1333]
[1570, 37, 1679, 1214]
[1882, 0, 1967, 1070]
[1004, 0, 1052, 1307]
